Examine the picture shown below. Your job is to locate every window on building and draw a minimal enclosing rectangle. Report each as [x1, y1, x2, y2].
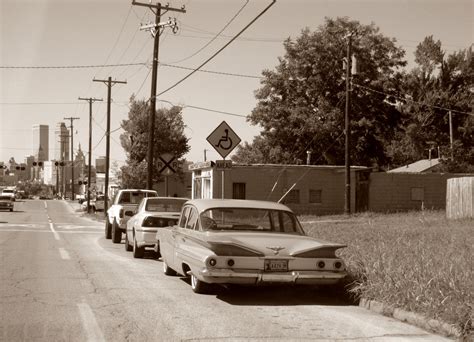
[283, 189, 300, 204]
[309, 189, 322, 203]
[233, 183, 246, 199]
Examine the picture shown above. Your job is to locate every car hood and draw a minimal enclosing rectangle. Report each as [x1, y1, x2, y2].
[202, 231, 346, 257]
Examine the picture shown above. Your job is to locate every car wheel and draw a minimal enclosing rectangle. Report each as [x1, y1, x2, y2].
[105, 219, 112, 239]
[191, 274, 211, 294]
[111, 220, 121, 244]
[132, 234, 144, 258]
[10, 208, 13, 212]
[124, 230, 132, 252]
[163, 259, 176, 276]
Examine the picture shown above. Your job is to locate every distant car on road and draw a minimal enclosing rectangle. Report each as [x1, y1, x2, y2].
[1, 188, 16, 202]
[158, 199, 348, 294]
[105, 189, 158, 243]
[125, 197, 187, 258]
[0, 195, 14, 212]
[85, 195, 106, 212]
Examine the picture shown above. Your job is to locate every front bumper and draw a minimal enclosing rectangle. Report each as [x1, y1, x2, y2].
[199, 268, 347, 285]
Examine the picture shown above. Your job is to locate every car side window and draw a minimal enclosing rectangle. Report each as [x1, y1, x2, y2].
[185, 208, 198, 230]
[119, 192, 130, 204]
[179, 207, 189, 228]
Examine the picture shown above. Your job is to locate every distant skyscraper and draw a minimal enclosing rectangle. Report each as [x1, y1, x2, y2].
[55, 122, 70, 161]
[32, 124, 49, 162]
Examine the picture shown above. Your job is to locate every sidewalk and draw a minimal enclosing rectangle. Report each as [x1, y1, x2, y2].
[65, 199, 82, 212]
[66, 199, 106, 223]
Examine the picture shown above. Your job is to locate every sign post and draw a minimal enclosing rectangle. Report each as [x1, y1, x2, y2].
[207, 121, 241, 199]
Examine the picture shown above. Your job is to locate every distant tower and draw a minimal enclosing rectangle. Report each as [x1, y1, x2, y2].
[32, 124, 49, 162]
[55, 122, 70, 161]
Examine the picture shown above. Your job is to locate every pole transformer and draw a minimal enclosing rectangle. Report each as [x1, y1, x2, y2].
[64, 116, 80, 201]
[93, 77, 126, 215]
[132, 0, 186, 190]
[79, 97, 103, 214]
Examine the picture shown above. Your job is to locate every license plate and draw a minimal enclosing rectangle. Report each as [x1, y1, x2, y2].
[264, 259, 288, 272]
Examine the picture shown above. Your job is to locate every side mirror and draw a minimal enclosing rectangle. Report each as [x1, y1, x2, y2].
[124, 210, 134, 217]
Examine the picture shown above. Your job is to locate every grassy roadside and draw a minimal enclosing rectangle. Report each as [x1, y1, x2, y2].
[300, 210, 473, 338]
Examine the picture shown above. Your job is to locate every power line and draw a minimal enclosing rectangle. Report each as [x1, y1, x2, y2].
[0, 62, 146, 69]
[170, 0, 249, 64]
[353, 83, 474, 116]
[155, 0, 276, 98]
[159, 62, 262, 79]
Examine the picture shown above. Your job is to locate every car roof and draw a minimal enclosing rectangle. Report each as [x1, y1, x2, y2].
[119, 189, 157, 192]
[185, 199, 293, 213]
[143, 196, 189, 201]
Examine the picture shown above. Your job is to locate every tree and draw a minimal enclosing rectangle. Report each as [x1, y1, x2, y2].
[233, 17, 406, 167]
[119, 96, 190, 188]
[388, 38, 473, 172]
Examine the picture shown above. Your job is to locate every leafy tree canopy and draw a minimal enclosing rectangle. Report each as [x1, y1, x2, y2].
[389, 37, 473, 172]
[234, 17, 407, 167]
[118, 96, 190, 188]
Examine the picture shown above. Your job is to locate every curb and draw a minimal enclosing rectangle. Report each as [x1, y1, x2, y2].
[359, 298, 463, 339]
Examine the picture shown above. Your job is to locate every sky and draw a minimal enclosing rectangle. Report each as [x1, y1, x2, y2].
[1, 0, 472, 167]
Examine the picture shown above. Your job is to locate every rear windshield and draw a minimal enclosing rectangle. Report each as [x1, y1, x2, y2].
[2, 190, 14, 194]
[145, 198, 187, 212]
[200, 208, 304, 235]
[119, 191, 156, 204]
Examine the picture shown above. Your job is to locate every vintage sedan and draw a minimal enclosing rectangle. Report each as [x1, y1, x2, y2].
[157, 199, 348, 294]
[125, 197, 188, 258]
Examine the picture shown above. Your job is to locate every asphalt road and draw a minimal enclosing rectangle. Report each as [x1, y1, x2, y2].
[0, 200, 451, 341]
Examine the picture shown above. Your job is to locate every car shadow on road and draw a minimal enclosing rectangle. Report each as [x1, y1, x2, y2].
[178, 277, 358, 306]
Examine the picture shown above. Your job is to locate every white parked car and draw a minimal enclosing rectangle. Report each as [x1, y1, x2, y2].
[105, 189, 158, 243]
[125, 197, 187, 258]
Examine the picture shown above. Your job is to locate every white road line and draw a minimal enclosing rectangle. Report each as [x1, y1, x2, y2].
[77, 302, 106, 342]
[58, 248, 71, 260]
[49, 223, 60, 241]
[44, 201, 47, 209]
[0, 229, 102, 234]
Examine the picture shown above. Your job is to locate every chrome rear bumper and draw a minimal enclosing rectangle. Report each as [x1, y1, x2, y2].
[199, 269, 346, 284]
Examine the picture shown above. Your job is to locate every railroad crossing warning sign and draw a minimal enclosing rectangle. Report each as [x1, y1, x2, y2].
[157, 153, 180, 176]
[206, 121, 241, 159]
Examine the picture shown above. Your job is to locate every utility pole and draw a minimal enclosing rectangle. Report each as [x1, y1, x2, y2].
[79, 97, 103, 214]
[58, 134, 69, 198]
[64, 117, 80, 200]
[132, 0, 186, 190]
[344, 32, 355, 215]
[448, 110, 454, 159]
[93, 77, 126, 215]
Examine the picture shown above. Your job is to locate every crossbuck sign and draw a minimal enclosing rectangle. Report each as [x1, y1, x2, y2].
[157, 153, 180, 176]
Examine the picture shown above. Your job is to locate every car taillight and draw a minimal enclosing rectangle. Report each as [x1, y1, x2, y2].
[227, 259, 235, 267]
[119, 208, 124, 218]
[206, 258, 217, 267]
[334, 261, 342, 269]
[318, 261, 325, 269]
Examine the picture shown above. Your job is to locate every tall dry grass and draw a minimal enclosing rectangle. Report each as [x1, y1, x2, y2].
[300, 210, 473, 337]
